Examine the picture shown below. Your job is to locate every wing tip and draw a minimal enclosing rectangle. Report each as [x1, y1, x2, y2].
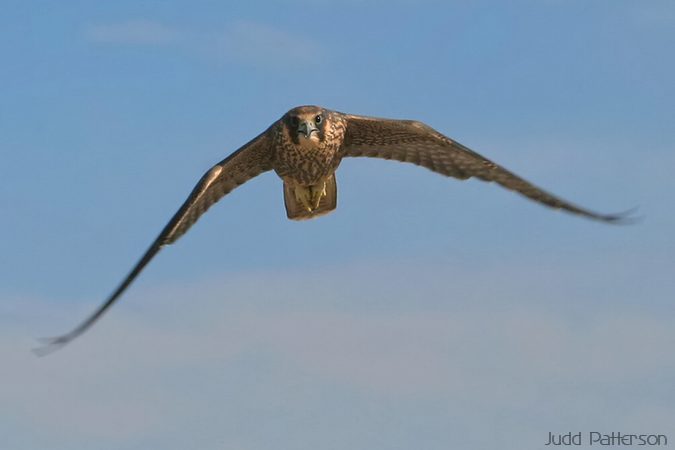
[32, 334, 75, 357]
[591, 205, 643, 225]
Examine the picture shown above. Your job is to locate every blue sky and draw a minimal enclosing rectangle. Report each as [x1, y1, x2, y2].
[1, 1, 674, 449]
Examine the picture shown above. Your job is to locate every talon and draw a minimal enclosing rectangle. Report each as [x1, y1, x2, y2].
[310, 181, 327, 210]
[294, 185, 314, 212]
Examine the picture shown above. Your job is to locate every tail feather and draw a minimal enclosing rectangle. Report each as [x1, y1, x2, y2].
[284, 175, 337, 221]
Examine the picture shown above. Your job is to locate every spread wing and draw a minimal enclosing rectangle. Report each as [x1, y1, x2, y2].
[35, 127, 276, 355]
[341, 113, 629, 222]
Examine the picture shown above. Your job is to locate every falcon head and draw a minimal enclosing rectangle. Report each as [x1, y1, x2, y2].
[283, 105, 328, 145]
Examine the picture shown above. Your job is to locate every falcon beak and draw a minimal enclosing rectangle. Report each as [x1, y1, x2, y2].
[297, 120, 318, 138]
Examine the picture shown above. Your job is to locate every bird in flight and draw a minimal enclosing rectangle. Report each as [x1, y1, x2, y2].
[36, 105, 631, 355]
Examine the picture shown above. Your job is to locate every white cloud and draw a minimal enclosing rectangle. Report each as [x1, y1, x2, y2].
[85, 20, 179, 45]
[84, 20, 324, 68]
[211, 20, 322, 68]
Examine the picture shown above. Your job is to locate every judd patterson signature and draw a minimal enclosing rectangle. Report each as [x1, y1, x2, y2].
[545, 431, 668, 446]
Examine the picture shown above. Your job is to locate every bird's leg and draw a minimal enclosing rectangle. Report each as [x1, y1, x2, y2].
[310, 181, 327, 210]
[293, 185, 314, 212]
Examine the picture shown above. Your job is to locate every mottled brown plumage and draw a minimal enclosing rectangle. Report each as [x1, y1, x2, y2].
[36, 105, 630, 354]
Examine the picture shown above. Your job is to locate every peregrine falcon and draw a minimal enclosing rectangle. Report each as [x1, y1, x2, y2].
[36, 105, 630, 354]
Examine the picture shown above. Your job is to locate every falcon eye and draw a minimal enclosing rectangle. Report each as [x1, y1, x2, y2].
[315, 115, 323, 124]
[290, 116, 299, 127]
